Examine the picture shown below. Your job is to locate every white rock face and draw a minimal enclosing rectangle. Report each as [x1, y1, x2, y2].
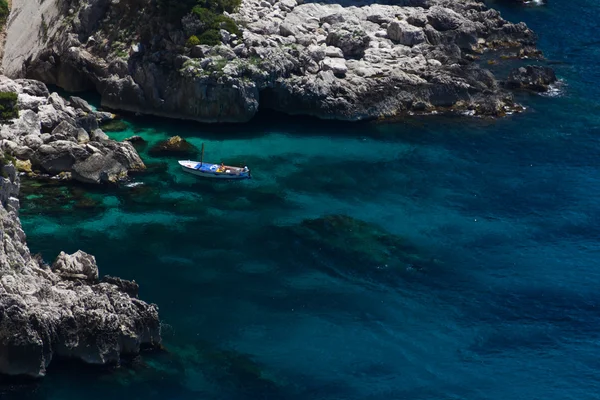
[0, 76, 145, 184]
[387, 20, 426, 46]
[0, 164, 161, 377]
[2, 0, 540, 121]
[321, 57, 347, 76]
[2, 0, 63, 76]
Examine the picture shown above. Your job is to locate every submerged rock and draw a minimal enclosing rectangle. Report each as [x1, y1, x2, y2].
[100, 120, 128, 132]
[283, 214, 436, 274]
[0, 169, 161, 377]
[148, 136, 199, 158]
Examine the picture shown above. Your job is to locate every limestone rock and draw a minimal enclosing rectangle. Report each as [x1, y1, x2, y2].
[1, 0, 546, 122]
[52, 250, 99, 281]
[69, 96, 94, 113]
[0, 170, 161, 377]
[325, 25, 371, 59]
[387, 20, 427, 46]
[321, 58, 347, 77]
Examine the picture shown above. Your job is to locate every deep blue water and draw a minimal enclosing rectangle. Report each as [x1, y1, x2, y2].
[5, 1, 600, 399]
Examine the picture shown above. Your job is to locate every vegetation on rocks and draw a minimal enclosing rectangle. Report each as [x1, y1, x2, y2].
[0, 92, 19, 121]
[157, 0, 242, 20]
[0, 0, 8, 28]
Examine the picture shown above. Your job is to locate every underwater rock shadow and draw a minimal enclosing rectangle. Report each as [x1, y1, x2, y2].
[246, 215, 445, 289]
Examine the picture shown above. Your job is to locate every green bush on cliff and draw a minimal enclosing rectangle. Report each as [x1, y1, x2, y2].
[0, 0, 8, 27]
[0, 92, 19, 121]
[190, 7, 241, 37]
[198, 29, 221, 46]
[157, 0, 241, 21]
[213, 15, 241, 36]
[0, 151, 15, 170]
[196, 0, 241, 13]
[191, 5, 215, 26]
[186, 35, 201, 47]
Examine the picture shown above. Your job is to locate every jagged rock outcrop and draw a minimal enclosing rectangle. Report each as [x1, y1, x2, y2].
[2, 0, 550, 122]
[505, 65, 557, 92]
[0, 77, 145, 183]
[0, 164, 161, 377]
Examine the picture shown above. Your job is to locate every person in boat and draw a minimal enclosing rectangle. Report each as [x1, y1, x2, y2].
[218, 162, 225, 172]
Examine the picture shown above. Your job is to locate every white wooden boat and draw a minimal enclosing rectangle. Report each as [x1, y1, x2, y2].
[178, 144, 251, 180]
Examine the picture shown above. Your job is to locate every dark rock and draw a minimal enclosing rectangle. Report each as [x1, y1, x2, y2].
[69, 96, 94, 113]
[14, 79, 50, 97]
[148, 136, 199, 157]
[505, 65, 557, 92]
[101, 276, 140, 298]
[427, 6, 463, 31]
[91, 129, 110, 141]
[125, 135, 145, 143]
[51, 120, 79, 141]
[76, 114, 100, 133]
[34, 141, 90, 173]
[325, 26, 371, 59]
[124, 135, 147, 151]
[71, 152, 127, 184]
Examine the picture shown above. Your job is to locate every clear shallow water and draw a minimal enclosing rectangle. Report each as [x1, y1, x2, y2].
[5, 1, 600, 399]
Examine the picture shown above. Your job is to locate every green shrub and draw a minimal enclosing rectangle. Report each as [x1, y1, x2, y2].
[195, 0, 241, 13]
[198, 30, 221, 46]
[0, 92, 18, 121]
[191, 6, 215, 26]
[0, 0, 8, 27]
[186, 35, 201, 47]
[213, 15, 241, 36]
[156, 0, 242, 22]
[0, 151, 15, 167]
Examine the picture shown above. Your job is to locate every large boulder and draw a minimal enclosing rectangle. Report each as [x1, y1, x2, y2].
[69, 96, 94, 113]
[325, 25, 371, 60]
[387, 20, 427, 46]
[34, 141, 90, 173]
[71, 152, 128, 184]
[505, 65, 557, 92]
[52, 250, 99, 281]
[148, 136, 199, 157]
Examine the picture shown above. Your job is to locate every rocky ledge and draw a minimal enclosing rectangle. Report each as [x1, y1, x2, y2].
[0, 164, 161, 377]
[3, 0, 551, 122]
[0, 76, 145, 184]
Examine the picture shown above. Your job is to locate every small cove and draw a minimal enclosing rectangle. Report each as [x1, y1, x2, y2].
[5, 1, 600, 399]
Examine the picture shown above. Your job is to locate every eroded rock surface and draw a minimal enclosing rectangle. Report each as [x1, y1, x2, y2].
[0, 164, 161, 377]
[0, 77, 145, 183]
[2, 0, 550, 122]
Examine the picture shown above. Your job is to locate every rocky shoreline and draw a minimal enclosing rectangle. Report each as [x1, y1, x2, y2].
[3, 0, 554, 123]
[0, 77, 145, 184]
[0, 162, 161, 377]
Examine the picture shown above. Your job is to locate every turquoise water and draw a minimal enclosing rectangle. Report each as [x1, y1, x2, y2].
[6, 1, 600, 399]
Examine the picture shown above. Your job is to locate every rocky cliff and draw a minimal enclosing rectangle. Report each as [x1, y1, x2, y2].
[0, 76, 145, 184]
[2, 0, 548, 123]
[0, 163, 161, 377]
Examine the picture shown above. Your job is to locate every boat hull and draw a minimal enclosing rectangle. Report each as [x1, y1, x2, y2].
[178, 160, 251, 180]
